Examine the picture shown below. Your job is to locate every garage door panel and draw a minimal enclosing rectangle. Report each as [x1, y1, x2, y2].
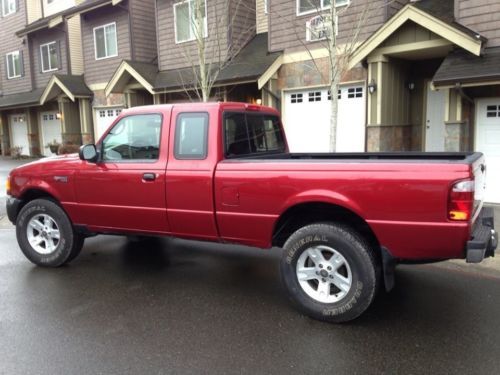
[284, 85, 365, 153]
[95, 108, 123, 140]
[40, 112, 63, 157]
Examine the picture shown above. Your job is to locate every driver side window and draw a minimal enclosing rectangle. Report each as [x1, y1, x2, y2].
[102, 114, 162, 161]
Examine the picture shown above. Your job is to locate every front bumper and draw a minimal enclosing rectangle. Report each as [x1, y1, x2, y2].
[6, 197, 22, 225]
[466, 206, 498, 263]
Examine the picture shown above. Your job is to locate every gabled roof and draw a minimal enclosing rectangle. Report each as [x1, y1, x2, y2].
[40, 75, 93, 105]
[348, 2, 484, 69]
[433, 47, 500, 87]
[105, 60, 158, 97]
[0, 89, 44, 110]
[154, 33, 282, 91]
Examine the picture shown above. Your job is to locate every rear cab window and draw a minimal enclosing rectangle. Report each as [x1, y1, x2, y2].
[224, 112, 285, 158]
[174, 112, 209, 160]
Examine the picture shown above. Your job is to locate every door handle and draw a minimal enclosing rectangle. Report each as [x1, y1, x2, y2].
[142, 173, 156, 181]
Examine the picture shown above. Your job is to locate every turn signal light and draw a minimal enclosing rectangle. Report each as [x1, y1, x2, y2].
[448, 180, 474, 221]
[6, 176, 11, 196]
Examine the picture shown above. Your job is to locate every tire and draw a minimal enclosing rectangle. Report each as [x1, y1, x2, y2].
[16, 198, 84, 267]
[280, 223, 379, 323]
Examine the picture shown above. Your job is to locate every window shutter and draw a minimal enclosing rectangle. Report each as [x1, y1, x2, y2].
[56, 40, 61, 70]
[20, 50, 25, 77]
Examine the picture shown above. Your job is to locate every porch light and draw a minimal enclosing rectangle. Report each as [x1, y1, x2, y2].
[367, 79, 377, 94]
[56, 112, 62, 119]
[407, 81, 415, 91]
[256, 99, 262, 105]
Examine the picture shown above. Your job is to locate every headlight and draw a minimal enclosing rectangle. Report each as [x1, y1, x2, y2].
[6, 176, 11, 196]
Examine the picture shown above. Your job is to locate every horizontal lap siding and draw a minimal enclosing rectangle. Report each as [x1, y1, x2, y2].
[157, 0, 230, 71]
[0, 1, 32, 94]
[31, 28, 69, 89]
[81, 5, 132, 85]
[256, 0, 268, 33]
[269, 0, 387, 53]
[230, 0, 256, 54]
[457, 0, 500, 47]
[130, 0, 157, 62]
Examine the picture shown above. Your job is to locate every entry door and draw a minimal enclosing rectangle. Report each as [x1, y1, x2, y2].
[475, 98, 500, 203]
[425, 85, 446, 151]
[9, 114, 30, 156]
[40, 112, 62, 156]
[75, 112, 170, 233]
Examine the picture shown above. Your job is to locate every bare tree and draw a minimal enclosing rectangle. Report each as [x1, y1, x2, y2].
[277, 0, 389, 151]
[177, 0, 256, 102]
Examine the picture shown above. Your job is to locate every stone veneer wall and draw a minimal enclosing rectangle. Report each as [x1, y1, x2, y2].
[92, 91, 126, 107]
[367, 125, 412, 151]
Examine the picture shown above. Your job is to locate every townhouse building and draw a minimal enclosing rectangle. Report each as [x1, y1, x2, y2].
[0, 0, 498, 202]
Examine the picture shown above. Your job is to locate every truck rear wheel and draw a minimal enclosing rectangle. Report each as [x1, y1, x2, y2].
[280, 223, 379, 323]
[16, 199, 84, 267]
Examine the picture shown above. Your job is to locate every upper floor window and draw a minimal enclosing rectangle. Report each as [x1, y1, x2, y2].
[94, 22, 118, 60]
[6, 51, 22, 79]
[1, 0, 17, 16]
[174, 0, 207, 44]
[297, 0, 349, 16]
[40, 41, 59, 72]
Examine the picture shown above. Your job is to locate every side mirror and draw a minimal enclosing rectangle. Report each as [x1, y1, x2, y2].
[79, 144, 98, 163]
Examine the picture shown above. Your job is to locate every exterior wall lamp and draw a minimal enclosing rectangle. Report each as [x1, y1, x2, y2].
[368, 79, 377, 94]
[56, 113, 62, 120]
[407, 81, 415, 91]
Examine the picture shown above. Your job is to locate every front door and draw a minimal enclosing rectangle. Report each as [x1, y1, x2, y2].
[75, 112, 170, 234]
[475, 98, 500, 203]
[425, 84, 446, 151]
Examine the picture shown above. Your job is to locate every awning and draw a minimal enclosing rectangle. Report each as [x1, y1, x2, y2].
[154, 33, 282, 92]
[433, 47, 500, 87]
[348, 0, 484, 69]
[105, 60, 158, 97]
[40, 75, 93, 105]
[0, 89, 45, 110]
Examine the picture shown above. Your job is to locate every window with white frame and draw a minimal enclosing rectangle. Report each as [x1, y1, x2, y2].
[6, 51, 22, 79]
[174, 0, 207, 44]
[297, 0, 349, 16]
[94, 22, 118, 60]
[40, 41, 59, 72]
[306, 14, 337, 41]
[1, 0, 16, 17]
[264, 0, 268, 14]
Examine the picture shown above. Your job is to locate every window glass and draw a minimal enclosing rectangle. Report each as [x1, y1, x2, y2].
[224, 112, 285, 157]
[41, 42, 58, 72]
[2, 0, 16, 16]
[298, 0, 348, 14]
[6, 51, 21, 79]
[175, 113, 209, 159]
[174, 0, 207, 43]
[102, 114, 162, 161]
[94, 23, 117, 59]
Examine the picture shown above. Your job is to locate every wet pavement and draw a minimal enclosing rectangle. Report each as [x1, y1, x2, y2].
[1, 228, 499, 374]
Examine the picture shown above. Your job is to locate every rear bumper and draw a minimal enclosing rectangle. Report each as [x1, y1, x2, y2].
[466, 207, 498, 263]
[6, 197, 22, 224]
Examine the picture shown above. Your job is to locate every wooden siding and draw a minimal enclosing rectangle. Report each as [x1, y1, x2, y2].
[157, 0, 256, 71]
[129, 0, 158, 63]
[456, 0, 500, 47]
[269, 0, 388, 53]
[381, 21, 442, 47]
[387, 0, 408, 19]
[81, 4, 132, 85]
[31, 28, 70, 89]
[256, 0, 268, 33]
[26, 0, 43, 24]
[230, 0, 256, 53]
[0, 1, 33, 95]
[67, 15, 84, 75]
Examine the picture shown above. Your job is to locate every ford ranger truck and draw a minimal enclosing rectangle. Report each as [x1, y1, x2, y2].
[5, 103, 498, 323]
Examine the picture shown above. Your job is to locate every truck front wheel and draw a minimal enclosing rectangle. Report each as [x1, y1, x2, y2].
[16, 199, 84, 267]
[280, 223, 379, 323]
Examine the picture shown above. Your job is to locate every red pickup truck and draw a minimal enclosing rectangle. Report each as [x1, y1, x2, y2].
[6, 102, 498, 322]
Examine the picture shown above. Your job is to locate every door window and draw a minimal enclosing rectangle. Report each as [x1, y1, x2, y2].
[102, 114, 162, 161]
[174, 112, 209, 159]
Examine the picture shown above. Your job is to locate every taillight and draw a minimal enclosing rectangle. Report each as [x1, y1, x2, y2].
[448, 180, 474, 221]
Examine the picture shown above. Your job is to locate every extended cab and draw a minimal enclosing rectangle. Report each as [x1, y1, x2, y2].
[6, 103, 498, 322]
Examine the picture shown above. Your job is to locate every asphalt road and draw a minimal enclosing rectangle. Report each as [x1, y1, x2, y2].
[1, 227, 499, 375]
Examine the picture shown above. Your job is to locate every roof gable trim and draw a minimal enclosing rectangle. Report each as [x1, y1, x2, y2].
[105, 61, 156, 97]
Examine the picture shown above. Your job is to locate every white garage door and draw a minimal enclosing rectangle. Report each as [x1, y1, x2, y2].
[283, 85, 366, 153]
[40, 112, 62, 157]
[9, 114, 30, 156]
[95, 107, 123, 140]
[476, 98, 500, 203]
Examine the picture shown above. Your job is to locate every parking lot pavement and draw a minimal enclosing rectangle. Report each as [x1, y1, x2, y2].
[1, 228, 499, 374]
[0, 158, 36, 219]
